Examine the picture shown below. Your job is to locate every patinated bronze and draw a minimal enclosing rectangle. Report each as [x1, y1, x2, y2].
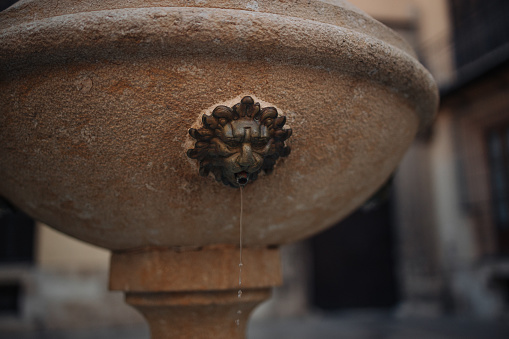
[187, 96, 292, 187]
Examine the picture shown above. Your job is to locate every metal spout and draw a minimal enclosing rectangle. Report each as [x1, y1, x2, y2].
[236, 171, 249, 187]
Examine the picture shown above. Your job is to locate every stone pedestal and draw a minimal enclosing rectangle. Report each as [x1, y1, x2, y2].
[126, 290, 270, 339]
[109, 246, 281, 339]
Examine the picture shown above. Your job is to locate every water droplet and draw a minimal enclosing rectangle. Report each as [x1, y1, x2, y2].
[237, 310, 242, 314]
[235, 319, 240, 326]
[238, 289, 242, 298]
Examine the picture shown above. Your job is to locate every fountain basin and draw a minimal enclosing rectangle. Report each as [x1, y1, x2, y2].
[0, 1, 437, 251]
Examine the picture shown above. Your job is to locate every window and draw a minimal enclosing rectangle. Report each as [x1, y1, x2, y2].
[450, 0, 509, 79]
[487, 124, 509, 254]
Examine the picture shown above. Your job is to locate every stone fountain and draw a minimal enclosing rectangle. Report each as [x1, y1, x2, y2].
[0, 0, 438, 338]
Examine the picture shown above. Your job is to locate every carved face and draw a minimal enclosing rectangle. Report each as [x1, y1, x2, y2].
[187, 96, 292, 187]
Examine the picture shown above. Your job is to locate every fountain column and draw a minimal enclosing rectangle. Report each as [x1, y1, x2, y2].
[109, 246, 280, 339]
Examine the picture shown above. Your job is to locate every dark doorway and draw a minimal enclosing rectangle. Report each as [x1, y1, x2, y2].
[0, 282, 21, 316]
[0, 199, 35, 318]
[0, 199, 35, 264]
[486, 124, 509, 256]
[311, 198, 399, 310]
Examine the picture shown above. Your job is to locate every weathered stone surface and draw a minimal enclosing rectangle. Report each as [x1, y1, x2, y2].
[0, 1, 437, 250]
[126, 289, 271, 339]
[110, 246, 279, 339]
[0, 0, 415, 58]
[109, 245, 281, 292]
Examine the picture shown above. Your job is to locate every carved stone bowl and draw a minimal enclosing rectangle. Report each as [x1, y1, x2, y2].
[0, 0, 438, 250]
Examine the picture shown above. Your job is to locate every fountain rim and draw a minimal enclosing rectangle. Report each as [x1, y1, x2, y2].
[0, 0, 415, 54]
[0, 6, 438, 129]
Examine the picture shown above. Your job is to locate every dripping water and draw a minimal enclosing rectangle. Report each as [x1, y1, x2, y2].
[236, 184, 244, 326]
[239, 185, 243, 288]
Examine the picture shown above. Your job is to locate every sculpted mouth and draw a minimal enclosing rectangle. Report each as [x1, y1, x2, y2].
[235, 171, 249, 186]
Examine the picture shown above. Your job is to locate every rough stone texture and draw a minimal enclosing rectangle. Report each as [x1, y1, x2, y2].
[109, 245, 281, 291]
[0, 0, 415, 57]
[109, 246, 278, 339]
[0, 1, 437, 250]
[126, 289, 271, 339]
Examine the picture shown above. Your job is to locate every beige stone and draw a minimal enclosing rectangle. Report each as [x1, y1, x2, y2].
[0, 0, 437, 250]
[109, 246, 279, 339]
[126, 289, 271, 339]
[109, 246, 281, 292]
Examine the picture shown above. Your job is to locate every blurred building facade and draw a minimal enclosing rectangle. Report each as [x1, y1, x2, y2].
[1, 0, 509, 333]
[310, 0, 509, 319]
[0, 209, 144, 331]
[350, 0, 509, 318]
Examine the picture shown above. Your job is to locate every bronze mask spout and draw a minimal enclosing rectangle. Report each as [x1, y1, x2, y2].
[187, 96, 292, 187]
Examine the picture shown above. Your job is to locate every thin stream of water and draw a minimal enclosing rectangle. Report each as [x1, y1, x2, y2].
[236, 185, 244, 326]
[239, 185, 243, 287]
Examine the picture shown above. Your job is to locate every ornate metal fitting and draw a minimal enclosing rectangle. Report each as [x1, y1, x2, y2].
[187, 96, 292, 187]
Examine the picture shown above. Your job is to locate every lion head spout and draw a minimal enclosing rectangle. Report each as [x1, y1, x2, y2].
[187, 96, 292, 187]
